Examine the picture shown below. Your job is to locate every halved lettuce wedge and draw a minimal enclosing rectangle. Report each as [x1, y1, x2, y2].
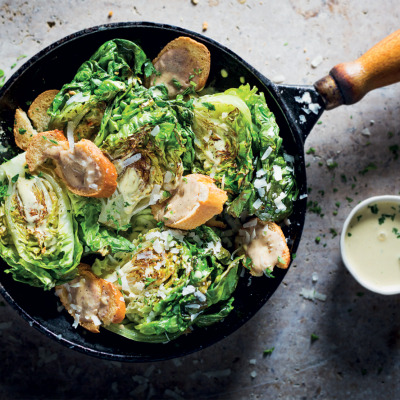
[48, 39, 151, 141]
[97, 85, 195, 229]
[0, 153, 82, 289]
[193, 85, 297, 221]
[92, 225, 241, 342]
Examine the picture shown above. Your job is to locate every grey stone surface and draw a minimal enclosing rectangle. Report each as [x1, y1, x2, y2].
[0, 0, 400, 399]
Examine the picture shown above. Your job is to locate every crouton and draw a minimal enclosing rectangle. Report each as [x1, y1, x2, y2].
[237, 219, 290, 277]
[28, 89, 59, 132]
[13, 108, 38, 150]
[55, 264, 126, 333]
[25, 130, 68, 172]
[152, 174, 227, 230]
[146, 36, 211, 98]
[26, 131, 118, 198]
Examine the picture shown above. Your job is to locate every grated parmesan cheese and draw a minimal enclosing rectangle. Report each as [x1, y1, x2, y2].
[150, 125, 160, 136]
[273, 165, 282, 181]
[261, 146, 273, 161]
[182, 285, 196, 296]
[252, 198, 263, 210]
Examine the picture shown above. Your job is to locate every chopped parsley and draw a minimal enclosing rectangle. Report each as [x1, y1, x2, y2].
[264, 269, 275, 278]
[347, 232, 352, 237]
[306, 147, 316, 155]
[49, 139, 59, 145]
[24, 172, 34, 180]
[0, 183, 8, 202]
[359, 162, 377, 175]
[18, 128, 26, 135]
[263, 347, 275, 356]
[327, 160, 338, 170]
[378, 213, 395, 225]
[310, 333, 319, 343]
[307, 201, 323, 217]
[330, 228, 338, 238]
[277, 256, 285, 264]
[315, 236, 321, 244]
[182, 81, 197, 95]
[172, 78, 182, 89]
[202, 102, 216, 111]
[392, 228, 400, 239]
[368, 204, 379, 214]
[145, 277, 157, 288]
[11, 174, 19, 183]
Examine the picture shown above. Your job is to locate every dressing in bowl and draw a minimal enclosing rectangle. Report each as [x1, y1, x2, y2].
[341, 195, 400, 295]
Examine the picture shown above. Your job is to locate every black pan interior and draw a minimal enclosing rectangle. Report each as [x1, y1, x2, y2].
[0, 22, 308, 361]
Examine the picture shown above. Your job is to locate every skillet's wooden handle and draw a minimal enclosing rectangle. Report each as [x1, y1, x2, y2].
[315, 29, 400, 110]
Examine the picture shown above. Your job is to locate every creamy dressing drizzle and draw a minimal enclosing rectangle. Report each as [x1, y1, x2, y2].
[344, 201, 400, 289]
[46, 146, 101, 190]
[240, 219, 285, 277]
[155, 175, 207, 224]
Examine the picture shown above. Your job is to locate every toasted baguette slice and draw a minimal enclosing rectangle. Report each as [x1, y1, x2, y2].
[146, 36, 211, 98]
[26, 132, 117, 198]
[152, 174, 228, 230]
[26, 130, 68, 171]
[28, 90, 59, 132]
[55, 264, 126, 334]
[237, 219, 290, 277]
[59, 139, 118, 198]
[13, 108, 38, 150]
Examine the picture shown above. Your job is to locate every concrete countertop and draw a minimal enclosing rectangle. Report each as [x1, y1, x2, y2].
[1, 1, 399, 399]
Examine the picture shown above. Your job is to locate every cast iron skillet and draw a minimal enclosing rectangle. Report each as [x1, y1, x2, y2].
[0, 22, 399, 362]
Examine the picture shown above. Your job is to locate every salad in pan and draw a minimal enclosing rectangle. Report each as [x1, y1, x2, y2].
[0, 37, 297, 343]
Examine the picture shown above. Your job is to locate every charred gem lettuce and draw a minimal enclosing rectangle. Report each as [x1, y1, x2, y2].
[227, 85, 297, 221]
[192, 92, 254, 217]
[92, 226, 241, 342]
[0, 153, 82, 289]
[48, 39, 151, 140]
[193, 84, 296, 221]
[97, 85, 195, 229]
